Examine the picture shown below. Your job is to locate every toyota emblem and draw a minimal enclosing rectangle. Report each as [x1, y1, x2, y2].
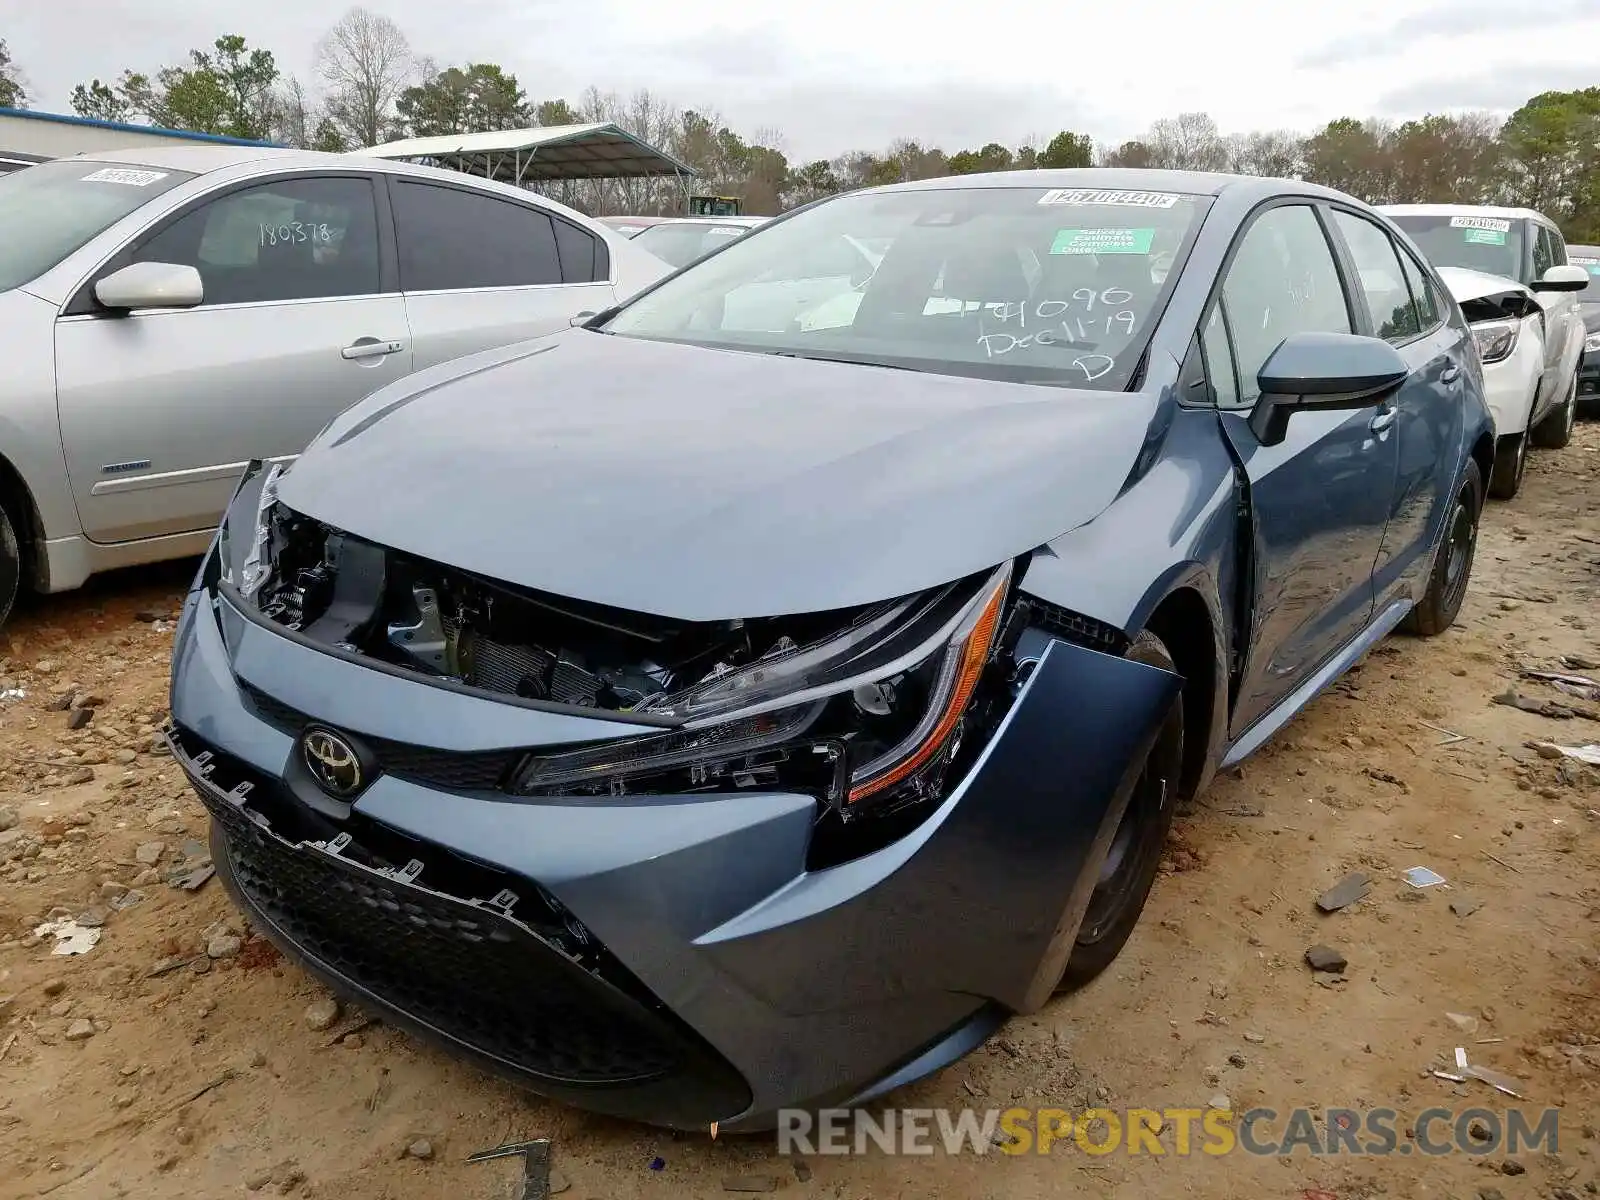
[301, 728, 363, 798]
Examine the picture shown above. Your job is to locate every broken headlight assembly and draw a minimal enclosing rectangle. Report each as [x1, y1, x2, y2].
[512, 564, 1011, 814]
[1469, 317, 1520, 365]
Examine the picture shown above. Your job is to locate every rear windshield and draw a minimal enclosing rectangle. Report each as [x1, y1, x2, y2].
[0, 158, 195, 292]
[1387, 213, 1525, 282]
[632, 221, 752, 268]
[1569, 249, 1600, 301]
[604, 185, 1208, 390]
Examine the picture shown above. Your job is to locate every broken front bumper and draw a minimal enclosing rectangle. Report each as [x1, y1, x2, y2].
[169, 575, 1180, 1131]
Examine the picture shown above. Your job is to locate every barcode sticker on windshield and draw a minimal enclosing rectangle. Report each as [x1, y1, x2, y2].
[1571, 255, 1599, 265]
[1448, 215, 1511, 233]
[80, 167, 169, 187]
[1038, 188, 1179, 209]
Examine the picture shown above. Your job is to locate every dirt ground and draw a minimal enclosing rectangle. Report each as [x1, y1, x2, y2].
[1, 426, 1598, 1200]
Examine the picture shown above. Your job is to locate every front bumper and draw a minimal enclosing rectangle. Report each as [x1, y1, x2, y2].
[170, 572, 1179, 1131]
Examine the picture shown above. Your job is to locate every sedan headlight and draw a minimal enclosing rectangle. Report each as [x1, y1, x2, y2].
[1585, 329, 1600, 353]
[1471, 318, 1520, 364]
[514, 564, 1012, 809]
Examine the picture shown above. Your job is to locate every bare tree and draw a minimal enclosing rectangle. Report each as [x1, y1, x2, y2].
[316, 7, 413, 147]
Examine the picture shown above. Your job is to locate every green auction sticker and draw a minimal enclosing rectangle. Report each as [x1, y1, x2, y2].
[1051, 227, 1156, 255]
[1463, 228, 1506, 246]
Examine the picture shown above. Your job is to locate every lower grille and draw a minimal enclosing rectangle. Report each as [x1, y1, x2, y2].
[174, 728, 748, 1107]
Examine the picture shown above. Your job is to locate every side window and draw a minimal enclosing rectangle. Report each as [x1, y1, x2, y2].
[1221, 204, 1353, 405]
[132, 175, 380, 306]
[1200, 304, 1241, 409]
[1330, 210, 1419, 343]
[1531, 223, 1555, 278]
[391, 181, 562, 291]
[1543, 225, 1567, 267]
[1396, 249, 1443, 332]
[553, 218, 602, 284]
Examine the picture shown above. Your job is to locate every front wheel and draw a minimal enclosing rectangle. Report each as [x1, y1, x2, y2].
[0, 502, 20, 632]
[1401, 458, 1482, 637]
[1056, 629, 1184, 991]
[1529, 372, 1577, 450]
[1487, 432, 1525, 500]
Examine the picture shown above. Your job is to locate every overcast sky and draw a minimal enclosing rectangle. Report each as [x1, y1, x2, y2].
[7, 0, 1600, 160]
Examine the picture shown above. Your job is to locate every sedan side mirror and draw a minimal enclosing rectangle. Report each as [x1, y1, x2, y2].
[1247, 331, 1410, 447]
[94, 261, 203, 312]
[1531, 264, 1591, 292]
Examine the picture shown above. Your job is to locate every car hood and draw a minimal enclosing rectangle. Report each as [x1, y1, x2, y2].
[1436, 266, 1532, 305]
[277, 331, 1162, 621]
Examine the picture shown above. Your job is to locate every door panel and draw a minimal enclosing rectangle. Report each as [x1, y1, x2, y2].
[56, 295, 411, 543]
[1221, 406, 1398, 735]
[404, 283, 614, 370]
[1209, 203, 1400, 738]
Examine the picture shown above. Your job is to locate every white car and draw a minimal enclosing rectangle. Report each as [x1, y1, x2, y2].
[1380, 204, 1588, 499]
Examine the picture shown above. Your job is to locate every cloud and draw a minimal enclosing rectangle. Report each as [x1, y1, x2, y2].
[1376, 62, 1600, 117]
[1297, 0, 1596, 69]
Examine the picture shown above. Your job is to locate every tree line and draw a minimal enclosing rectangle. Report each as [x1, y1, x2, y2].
[1, 19, 1597, 240]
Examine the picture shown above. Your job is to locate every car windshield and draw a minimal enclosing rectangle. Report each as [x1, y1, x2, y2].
[632, 221, 752, 267]
[602, 185, 1209, 389]
[1569, 248, 1600, 302]
[1387, 213, 1525, 282]
[0, 158, 196, 292]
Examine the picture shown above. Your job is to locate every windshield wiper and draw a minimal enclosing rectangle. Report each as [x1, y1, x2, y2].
[766, 350, 919, 372]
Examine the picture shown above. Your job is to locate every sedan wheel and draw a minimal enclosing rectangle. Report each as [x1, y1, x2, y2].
[1057, 629, 1185, 991]
[1402, 458, 1483, 637]
[0, 503, 20, 632]
[1530, 373, 1577, 450]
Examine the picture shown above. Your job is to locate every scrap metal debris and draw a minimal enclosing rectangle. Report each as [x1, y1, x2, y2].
[1450, 1046, 1523, 1098]
[467, 1137, 554, 1200]
[1402, 866, 1446, 889]
[1316, 872, 1372, 913]
[1528, 741, 1600, 766]
[1521, 668, 1600, 702]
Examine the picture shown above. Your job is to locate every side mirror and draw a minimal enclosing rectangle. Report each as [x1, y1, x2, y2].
[1531, 264, 1590, 292]
[1247, 331, 1410, 447]
[94, 261, 203, 312]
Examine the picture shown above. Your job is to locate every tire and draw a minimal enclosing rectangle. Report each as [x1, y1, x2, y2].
[1401, 458, 1482, 637]
[1529, 371, 1577, 449]
[1487, 432, 1525, 500]
[1057, 629, 1185, 991]
[0, 502, 20, 632]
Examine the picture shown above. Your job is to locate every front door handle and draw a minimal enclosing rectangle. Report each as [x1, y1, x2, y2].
[1440, 362, 1461, 384]
[341, 338, 405, 361]
[1369, 407, 1397, 434]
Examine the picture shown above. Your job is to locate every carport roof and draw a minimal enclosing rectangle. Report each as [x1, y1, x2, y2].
[353, 123, 696, 181]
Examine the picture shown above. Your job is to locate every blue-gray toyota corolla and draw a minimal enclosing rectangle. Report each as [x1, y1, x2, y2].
[168, 169, 1494, 1132]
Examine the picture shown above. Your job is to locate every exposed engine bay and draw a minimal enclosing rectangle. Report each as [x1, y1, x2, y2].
[237, 497, 1020, 847]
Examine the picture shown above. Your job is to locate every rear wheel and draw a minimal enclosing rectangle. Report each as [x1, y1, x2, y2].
[1487, 432, 1525, 500]
[1401, 459, 1482, 637]
[1057, 629, 1184, 991]
[1529, 372, 1577, 450]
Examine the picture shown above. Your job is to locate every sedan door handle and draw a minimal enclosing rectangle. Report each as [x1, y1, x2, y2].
[341, 338, 405, 360]
[1440, 363, 1461, 384]
[1369, 407, 1397, 434]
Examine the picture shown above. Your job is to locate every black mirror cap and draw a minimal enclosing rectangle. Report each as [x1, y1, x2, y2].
[1247, 332, 1410, 447]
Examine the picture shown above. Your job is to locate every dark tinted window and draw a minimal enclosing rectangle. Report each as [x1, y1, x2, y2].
[1221, 205, 1352, 405]
[553, 218, 602, 283]
[1331, 210, 1419, 343]
[1396, 248, 1443, 331]
[1532, 224, 1556, 277]
[391, 181, 562, 290]
[133, 175, 379, 306]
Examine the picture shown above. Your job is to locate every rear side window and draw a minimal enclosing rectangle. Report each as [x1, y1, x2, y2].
[553, 218, 605, 283]
[391, 181, 562, 291]
[1531, 223, 1555, 278]
[1330, 210, 1419, 343]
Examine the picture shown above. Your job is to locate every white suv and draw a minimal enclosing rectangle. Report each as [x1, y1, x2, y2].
[1380, 204, 1588, 499]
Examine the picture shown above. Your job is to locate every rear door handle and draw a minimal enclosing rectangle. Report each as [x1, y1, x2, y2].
[341, 338, 405, 360]
[1369, 407, 1397, 434]
[1440, 363, 1461, 384]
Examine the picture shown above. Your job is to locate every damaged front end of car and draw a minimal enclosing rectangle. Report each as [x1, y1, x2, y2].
[175, 459, 1183, 1130]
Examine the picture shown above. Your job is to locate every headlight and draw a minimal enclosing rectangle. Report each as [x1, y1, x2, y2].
[1585, 329, 1600, 353]
[1471, 318, 1520, 364]
[513, 564, 1012, 808]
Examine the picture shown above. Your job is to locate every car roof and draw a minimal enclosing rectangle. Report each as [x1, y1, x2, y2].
[1379, 202, 1554, 224]
[861, 167, 1355, 203]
